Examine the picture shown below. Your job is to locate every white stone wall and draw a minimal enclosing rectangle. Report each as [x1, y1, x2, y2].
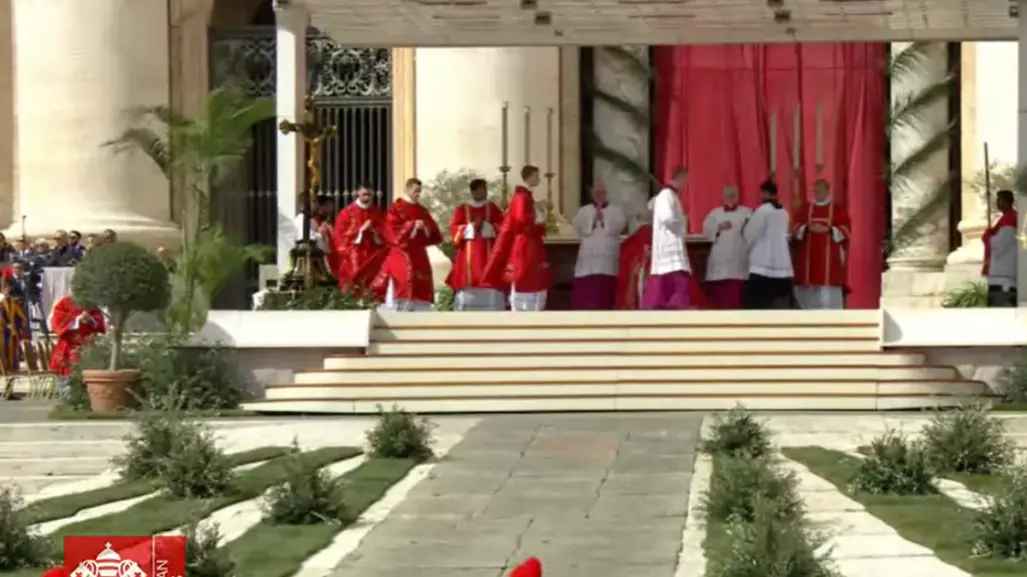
[11, 0, 177, 245]
[592, 47, 651, 220]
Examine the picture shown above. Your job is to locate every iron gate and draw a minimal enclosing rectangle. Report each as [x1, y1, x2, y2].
[209, 27, 393, 303]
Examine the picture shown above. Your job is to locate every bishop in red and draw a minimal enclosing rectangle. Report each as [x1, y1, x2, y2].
[792, 178, 850, 309]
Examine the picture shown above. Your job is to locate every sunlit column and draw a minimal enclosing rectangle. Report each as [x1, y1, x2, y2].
[274, 1, 308, 272]
[1016, 18, 1027, 304]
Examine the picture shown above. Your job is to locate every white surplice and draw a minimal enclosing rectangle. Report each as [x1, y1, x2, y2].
[987, 222, 1018, 291]
[650, 187, 691, 276]
[702, 206, 752, 281]
[572, 203, 626, 278]
[743, 202, 793, 279]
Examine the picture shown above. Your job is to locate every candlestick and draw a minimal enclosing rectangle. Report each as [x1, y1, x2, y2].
[501, 102, 509, 169]
[545, 107, 554, 171]
[768, 112, 777, 174]
[815, 102, 823, 168]
[792, 107, 801, 171]
[523, 106, 532, 165]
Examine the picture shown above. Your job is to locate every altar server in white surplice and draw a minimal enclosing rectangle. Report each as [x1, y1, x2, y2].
[742, 179, 794, 309]
[570, 183, 627, 310]
[641, 167, 694, 310]
[701, 185, 751, 309]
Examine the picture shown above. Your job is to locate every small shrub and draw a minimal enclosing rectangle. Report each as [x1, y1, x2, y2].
[706, 497, 840, 577]
[184, 522, 235, 577]
[849, 431, 935, 495]
[702, 455, 804, 524]
[135, 338, 246, 411]
[115, 414, 183, 480]
[972, 466, 1027, 560]
[366, 404, 435, 462]
[700, 406, 773, 458]
[1000, 352, 1027, 404]
[262, 450, 352, 525]
[920, 405, 1012, 474]
[156, 422, 234, 499]
[257, 286, 375, 311]
[941, 281, 987, 308]
[0, 486, 53, 570]
[433, 287, 454, 312]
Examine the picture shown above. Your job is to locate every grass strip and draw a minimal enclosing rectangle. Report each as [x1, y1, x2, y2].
[855, 444, 1006, 497]
[223, 458, 417, 577]
[21, 446, 293, 525]
[783, 446, 1025, 577]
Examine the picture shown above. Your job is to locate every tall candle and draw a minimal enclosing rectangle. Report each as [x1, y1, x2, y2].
[815, 103, 823, 167]
[768, 112, 777, 173]
[501, 102, 509, 167]
[524, 106, 532, 165]
[793, 107, 801, 170]
[545, 107, 554, 172]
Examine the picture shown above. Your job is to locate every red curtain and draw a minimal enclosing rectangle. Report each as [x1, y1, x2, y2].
[652, 44, 887, 309]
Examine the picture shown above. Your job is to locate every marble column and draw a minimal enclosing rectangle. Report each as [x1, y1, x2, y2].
[1017, 23, 1027, 305]
[11, 0, 178, 246]
[949, 42, 1019, 269]
[885, 42, 951, 273]
[273, 2, 308, 272]
[592, 47, 651, 220]
[414, 48, 564, 210]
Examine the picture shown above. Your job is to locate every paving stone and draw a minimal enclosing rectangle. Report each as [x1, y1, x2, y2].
[388, 494, 493, 520]
[587, 494, 688, 520]
[525, 563, 675, 577]
[340, 541, 515, 568]
[609, 454, 694, 474]
[413, 472, 509, 497]
[359, 517, 533, 543]
[497, 477, 602, 498]
[827, 535, 936, 559]
[834, 557, 971, 577]
[329, 568, 503, 577]
[479, 496, 596, 520]
[599, 472, 691, 496]
[807, 511, 895, 536]
[802, 490, 864, 513]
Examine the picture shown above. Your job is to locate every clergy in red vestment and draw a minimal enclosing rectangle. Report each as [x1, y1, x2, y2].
[482, 165, 551, 311]
[792, 178, 851, 310]
[445, 178, 506, 311]
[372, 178, 443, 311]
[49, 294, 106, 386]
[616, 214, 652, 310]
[332, 185, 387, 297]
[982, 189, 1019, 307]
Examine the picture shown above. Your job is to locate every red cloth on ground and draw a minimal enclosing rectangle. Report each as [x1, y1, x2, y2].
[510, 557, 542, 577]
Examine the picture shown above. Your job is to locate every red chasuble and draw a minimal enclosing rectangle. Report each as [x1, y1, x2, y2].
[371, 199, 443, 302]
[48, 295, 106, 376]
[482, 186, 550, 292]
[445, 202, 505, 292]
[616, 224, 652, 310]
[792, 201, 851, 289]
[982, 208, 1018, 276]
[332, 202, 388, 295]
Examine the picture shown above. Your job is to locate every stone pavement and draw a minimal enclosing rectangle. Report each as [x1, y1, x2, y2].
[333, 413, 704, 577]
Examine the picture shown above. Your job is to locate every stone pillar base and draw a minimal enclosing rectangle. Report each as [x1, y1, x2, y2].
[881, 269, 947, 308]
[6, 215, 180, 250]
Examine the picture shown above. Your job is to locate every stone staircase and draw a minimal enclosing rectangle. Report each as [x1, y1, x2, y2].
[243, 310, 992, 414]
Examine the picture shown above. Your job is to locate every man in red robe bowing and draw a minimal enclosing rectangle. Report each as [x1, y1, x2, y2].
[48, 294, 105, 395]
[616, 212, 652, 310]
[372, 178, 443, 311]
[982, 189, 1019, 307]
[333, 184, 387, 297]
[446, 178, 506, 310]
[482, 165, 550, 311]
[792, 178, 851, 309]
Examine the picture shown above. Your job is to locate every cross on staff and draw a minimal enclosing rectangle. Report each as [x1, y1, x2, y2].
[279, 94, 338, 289]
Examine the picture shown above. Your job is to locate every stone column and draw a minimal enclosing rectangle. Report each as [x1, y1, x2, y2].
[273, 2, 308, 272]
[414, 48, 564, 209]
[885, 42, 951, 273]
[11, 0, 178, 246]
[0, 0, 13, 228]
[592, 46, 651, 220]
[1017, 22, 1027, 305]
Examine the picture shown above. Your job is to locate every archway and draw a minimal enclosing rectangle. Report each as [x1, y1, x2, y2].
[207, 0, 394, 306]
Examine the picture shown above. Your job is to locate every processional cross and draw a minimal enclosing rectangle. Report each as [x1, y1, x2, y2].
[279, 94, 338, 289]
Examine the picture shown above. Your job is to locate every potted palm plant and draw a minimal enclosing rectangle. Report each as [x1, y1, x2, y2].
[71, 242, 170, 411]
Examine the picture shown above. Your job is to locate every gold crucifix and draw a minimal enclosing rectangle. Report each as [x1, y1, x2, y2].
[279, 94, 337, 206]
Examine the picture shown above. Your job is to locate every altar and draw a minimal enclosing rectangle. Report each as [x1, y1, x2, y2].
[544, 236, 713, 310]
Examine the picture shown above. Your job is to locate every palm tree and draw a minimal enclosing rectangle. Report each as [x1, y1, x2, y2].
[105, 84, 274, 334]
[885, 42, 956, 259]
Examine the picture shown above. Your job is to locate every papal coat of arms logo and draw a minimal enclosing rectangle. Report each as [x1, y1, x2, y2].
[68, 543, 148, 577]
[62, 536, 186, 577]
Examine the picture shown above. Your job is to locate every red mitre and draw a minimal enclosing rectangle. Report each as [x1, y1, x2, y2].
[510, 557, 542, 577]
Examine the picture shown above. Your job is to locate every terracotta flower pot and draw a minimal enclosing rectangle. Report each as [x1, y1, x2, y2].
[81, 369, 141, 413]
